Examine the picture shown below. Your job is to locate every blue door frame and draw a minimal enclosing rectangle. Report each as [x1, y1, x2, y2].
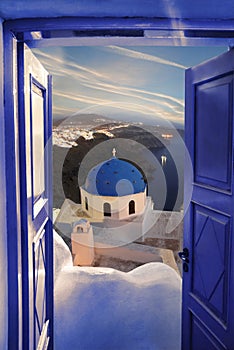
[18, 42, 53, 350]
[4, 17, 234, 48]
[3, 16, 234, 350]
[3, 26, 53, 350]
[3, 27, 20, 350]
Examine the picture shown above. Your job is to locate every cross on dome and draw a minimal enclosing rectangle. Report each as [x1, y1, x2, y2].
[112, 148, 117, 157]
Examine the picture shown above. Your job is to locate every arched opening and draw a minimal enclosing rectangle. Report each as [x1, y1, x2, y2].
[103, 202, 111, 217]
[129, 200, 135, 215]
[85, 197, 88, 211]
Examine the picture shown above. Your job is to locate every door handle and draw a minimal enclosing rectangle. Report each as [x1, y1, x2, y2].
[178, 248, 189, 263]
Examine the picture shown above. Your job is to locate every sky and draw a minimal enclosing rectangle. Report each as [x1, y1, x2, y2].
[33, 46, 227, 127]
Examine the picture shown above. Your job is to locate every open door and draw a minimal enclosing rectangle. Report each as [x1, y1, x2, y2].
[182, 49, 234, 349]
[17, 43, 53, 350]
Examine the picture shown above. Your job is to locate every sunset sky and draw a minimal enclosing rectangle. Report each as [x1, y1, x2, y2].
[33, 45, 226, 127]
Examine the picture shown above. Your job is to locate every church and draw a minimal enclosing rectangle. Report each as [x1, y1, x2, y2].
[80, 148, 147, 220]
[55, 146, 162, 249]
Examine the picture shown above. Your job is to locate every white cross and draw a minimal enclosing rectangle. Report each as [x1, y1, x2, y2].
[112, 148, 116, 157]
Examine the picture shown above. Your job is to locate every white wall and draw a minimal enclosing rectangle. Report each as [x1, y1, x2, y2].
[81, 187, 146, 220]
[53, 230, 181, 350]
[0, 17, 8, 350]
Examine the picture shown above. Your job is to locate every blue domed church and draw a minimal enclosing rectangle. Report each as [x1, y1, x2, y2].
[80, 149, 147, 220]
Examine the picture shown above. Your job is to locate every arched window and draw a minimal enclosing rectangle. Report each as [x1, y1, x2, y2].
[85, 197, 88, 211]
[129, 200, 135, 215]
[103, 202, 111, 217]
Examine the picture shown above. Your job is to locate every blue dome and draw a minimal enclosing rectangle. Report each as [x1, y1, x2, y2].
[84, 157, 146, 196]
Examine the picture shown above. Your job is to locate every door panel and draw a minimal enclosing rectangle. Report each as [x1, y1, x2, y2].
[31, 80, 45, 201]
[18, 44, 53, 350]
[195, 74, 233, 190]
[183, 49, 234, 349]
[191, 317, 226, 350]
[192, 205, 229, 324]
[32, 228, 48, 347]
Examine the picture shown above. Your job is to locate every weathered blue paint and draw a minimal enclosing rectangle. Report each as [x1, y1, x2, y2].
[4, 17, 234, 32]
[3, 32, 54, 349]
[27, 54, 53, 349]
[17, 41, 30, 350]
[45, 74, 54, 350]
[30, 75, 47, 214]
[1, 9, 234, 350]
[0, 18, 8, 350]
[0, 0, 234, 20]
[3, 26, 20, 350]
[3, 17, 234, 48]
[183, 48, 234, 349]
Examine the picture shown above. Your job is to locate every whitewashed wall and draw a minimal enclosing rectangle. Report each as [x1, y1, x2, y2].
[81, 187, 146, 220]
[0, 17, 8, 350]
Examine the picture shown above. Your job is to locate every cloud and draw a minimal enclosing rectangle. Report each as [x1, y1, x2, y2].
[108, 46, 188, 69]
[127, 86, 184, 107]
[34, 48, 185, 108]
[54, 90, 114, 106]
[53, 106, 77, 115]
[33, 47, 185, 125]
[82, 81, 184, 116]
[84, 80, 184, 106]
[33, 50, 108, 79]
[53, 90, 183, 124]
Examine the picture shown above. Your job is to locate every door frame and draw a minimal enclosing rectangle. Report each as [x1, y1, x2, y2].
[3, 16, 234, 350]
[3, 26, 53, 350]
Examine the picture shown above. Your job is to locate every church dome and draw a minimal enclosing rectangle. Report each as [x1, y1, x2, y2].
[84, 150, 146, 197]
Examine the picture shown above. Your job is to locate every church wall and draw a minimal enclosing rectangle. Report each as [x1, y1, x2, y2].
[80, 188, 146, 220]
[0, 17, 8, 350]
[115, 191, 146, 219]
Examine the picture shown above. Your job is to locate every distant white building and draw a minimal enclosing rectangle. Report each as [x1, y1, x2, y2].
[80, 149, 147, 221]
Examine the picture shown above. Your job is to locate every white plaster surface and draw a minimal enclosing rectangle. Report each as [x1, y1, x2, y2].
[54, 230, 73, 277]
[54, 230, 182, 350]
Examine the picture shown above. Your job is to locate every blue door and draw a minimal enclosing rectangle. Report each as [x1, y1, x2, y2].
[182, 49, 234, 349]
[18, 44, 53, 350]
